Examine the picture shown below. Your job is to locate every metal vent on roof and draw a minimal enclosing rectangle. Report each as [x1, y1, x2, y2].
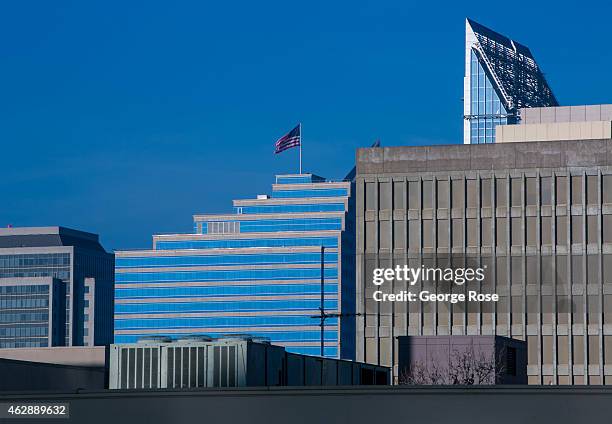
[137, 336, 172, 344]
[176, 335, 214, 343]
[218, 334, 255, 342]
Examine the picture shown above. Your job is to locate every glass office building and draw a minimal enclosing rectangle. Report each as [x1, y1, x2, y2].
[0, 227, 115, 348]
[0, 277, 65, 348]
[115, 174, 356, 359]
[463, 18, 558, 144]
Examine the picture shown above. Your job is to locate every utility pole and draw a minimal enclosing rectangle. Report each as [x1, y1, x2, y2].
[319, 245, 325, 356]
[311, 245, 361, 357]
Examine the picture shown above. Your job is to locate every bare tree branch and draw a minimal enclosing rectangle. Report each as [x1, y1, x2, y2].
[399, 344, 507, 385]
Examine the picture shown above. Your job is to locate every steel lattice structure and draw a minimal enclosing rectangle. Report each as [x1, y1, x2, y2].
[464, 19, 558, 144]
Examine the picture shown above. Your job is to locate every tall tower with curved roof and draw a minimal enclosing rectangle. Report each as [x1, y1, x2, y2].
[464, 18, 558, 144]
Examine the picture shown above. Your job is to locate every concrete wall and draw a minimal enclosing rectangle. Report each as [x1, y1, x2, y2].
[356, 140, 612, 176]
[3, 386, 612, 424]
[355, 141, 612, 385]
[497, 121, 612, 143]
[521, 105, 612, 124]
[0, 358, 105, 391]
[0, 346, 107, 367]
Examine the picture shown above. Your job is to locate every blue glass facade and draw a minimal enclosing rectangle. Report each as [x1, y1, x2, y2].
[155, 237, 339, 250]
[115, 174, 355, 359]
[234, 203, 346, 214]
[468, 50, 508, 144]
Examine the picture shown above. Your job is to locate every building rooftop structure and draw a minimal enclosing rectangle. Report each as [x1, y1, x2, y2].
[109, 335, 389, 390]
[464, 18, 558, 144]
[356, 138, 612, 175]
[0, 226, 105, 251]
[497, 104, 612, 143]
[519, 104, 612, 125]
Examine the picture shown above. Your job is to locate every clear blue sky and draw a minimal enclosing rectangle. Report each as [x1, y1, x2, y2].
[1, 1, 610, 250]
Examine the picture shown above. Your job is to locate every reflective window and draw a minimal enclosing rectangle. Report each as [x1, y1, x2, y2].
[203, 218, 343, 234]
[271, 188, 349, 198]
[116, 267, 339, 284]
[117, 252, 338, 268]
[116, 283, 338, 299]
[115, 299, 338, 314]
[232, 203, 345, 215]
[0, 283, 53, 348]
[0, 253, 70, 280]
[156, 237, 338, 250]
[468, 50, 508, 144]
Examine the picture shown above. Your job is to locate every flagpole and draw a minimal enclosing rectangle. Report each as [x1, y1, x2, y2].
[299, 122, 302, 174]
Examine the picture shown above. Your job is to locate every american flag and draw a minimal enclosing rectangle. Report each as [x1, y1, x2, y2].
[274, 124, 301, 154]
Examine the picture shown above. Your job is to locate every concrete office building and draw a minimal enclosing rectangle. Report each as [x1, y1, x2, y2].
[0, 227, 114, 348]
[115, 174, 356, 358]
[464, 19, 558, 144]
[356, 138, 612, 384]
[109, 336, 388, 390]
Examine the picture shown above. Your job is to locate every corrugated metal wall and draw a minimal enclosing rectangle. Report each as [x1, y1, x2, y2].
[109, 341, 389, 389]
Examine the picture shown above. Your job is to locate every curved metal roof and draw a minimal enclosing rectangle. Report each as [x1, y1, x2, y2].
[466, 18, 558, 112]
